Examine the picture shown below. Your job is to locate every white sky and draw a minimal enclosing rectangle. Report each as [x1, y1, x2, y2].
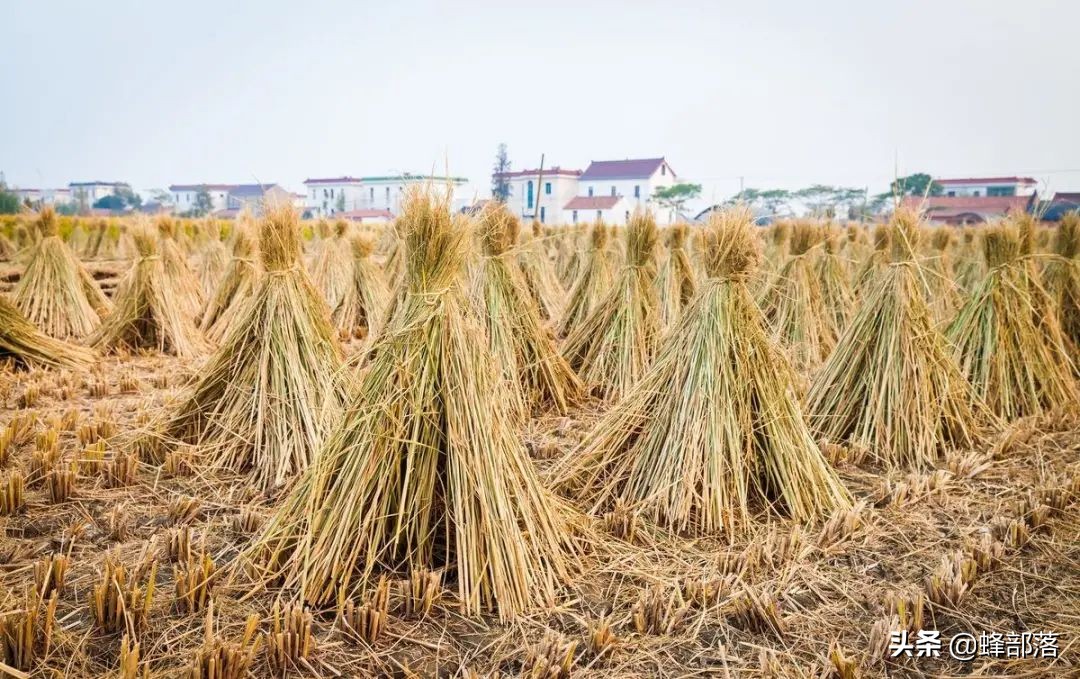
[3, 0, 1079, 205]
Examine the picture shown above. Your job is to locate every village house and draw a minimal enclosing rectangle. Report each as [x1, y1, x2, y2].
[69, 181, 130, 207]
[168, 183, 293, 216]
[303, 174, 470, 217]
[902, 176, 1040, 224]
[492, 157, 680, 226]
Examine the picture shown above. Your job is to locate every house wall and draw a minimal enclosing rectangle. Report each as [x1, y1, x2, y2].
[305, 183, 365, 216]
[172, 189, 229, 213]
[940, 181, 1037, 198]
[577, 167, 677, 225]
[568, 198, 627, 226]
[503, 174, 580, 224]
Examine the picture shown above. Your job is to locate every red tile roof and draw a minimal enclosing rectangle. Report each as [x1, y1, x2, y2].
[935, 176, 1037, 185]
[564, 195, 622, 210]
[339, 209, 394, 220]
[492, 167, 582, 179]
[580, 157, 672, 180]
[303, 177, 364, 185]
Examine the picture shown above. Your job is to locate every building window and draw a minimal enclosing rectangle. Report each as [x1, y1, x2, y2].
[661, 164, 666, 176]
[973, 190, 981, 197]
[572, 210, 578, 223]
[386, 187, 390, 202]
[545, 182, 551, 195]
[947, 191, 956, 197]
[526, 180, 534, 209]
[625, 211, 630, 221]
[596, 210, 602, 220]
[540, 206, 546, 223]
[587, 187, 594, 197]
[369, 187, 374, 202]
[987, 186, 1015, 197]
[611, 186, 616, 197]
[634, 185, 640, 198]
[323, 189, 328, 198]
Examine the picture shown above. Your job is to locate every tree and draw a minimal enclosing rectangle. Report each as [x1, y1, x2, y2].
[652, 183, 702, 216]
[729, 188, 792, 215]
[193, 188, 214, 217]
[491, 143, 512, 203]
[890, 173, 942, 198]
[115, 185, 142, 208]
[93, 195, 127, 211]
[0, 183, 19, 214]
[148, 189, 174, 207]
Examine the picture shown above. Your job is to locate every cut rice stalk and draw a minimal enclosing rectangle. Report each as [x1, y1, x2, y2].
[806, 208, 985, 468]
[141, 204, 346, 491]
[12, 207, 109, 339]
[557, 222, 615, 338]
[653, 224, 697, 331]
[550, 206, 850, 534]
[331, 233, 388, 340]
[248, 186, 579, 619]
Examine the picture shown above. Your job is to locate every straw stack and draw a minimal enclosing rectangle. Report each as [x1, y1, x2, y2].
[653, 224, 697, 331]
[311, 219, 352, 311]
[470, 204, 583, 419]
[517, 221, 565, 321]
[0, 294, 95, 370]
[550, 206, 850, 534]
[12, 207, 109, 339]
[331, 233, 388, 340]
[199, 223, 261, 342]
[562, 211, 661, 401]
[946, 216, 1079, 419]
[142, 204, 346, 491]
[87, 226, 208, 358]
[249, 187, 578, 619]
[806, 209, 984, 468]
[557, 222, 615, 338]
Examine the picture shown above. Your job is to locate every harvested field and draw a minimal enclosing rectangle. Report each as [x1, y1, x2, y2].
[0, 204, 1077, 678]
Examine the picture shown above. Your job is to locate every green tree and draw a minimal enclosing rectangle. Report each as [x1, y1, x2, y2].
[93, 195, 127, 210]
[890, 173, 942, 197]
[193, 188, 214, 217]
[652, 183, 702, 215]
[491, 143, 512, 203]
[0, 183, 19, 214]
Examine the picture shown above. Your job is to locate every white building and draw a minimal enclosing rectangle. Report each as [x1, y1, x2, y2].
[69, 181, 130, 207]
[169, 184, 232, 213]
[303, 174, 471, 217]
[492, 167, 582, 224]
[12, 188, 72, 207]
[168, 183, 292, 215]
[574, 158, 678, 225]
[935, 176, 1038, 198]
[489, 157, 680, 226]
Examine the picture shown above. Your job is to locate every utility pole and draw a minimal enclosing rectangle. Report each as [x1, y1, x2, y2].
[533, 154, 545, 224]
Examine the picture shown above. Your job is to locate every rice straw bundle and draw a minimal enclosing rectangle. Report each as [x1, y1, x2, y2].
[0, 294, 95, 370]
[815, 225, 854, 341]
[199, 224, 261, 342]
[12, 207, 109, 339]
[517, 221, 565, 321]
[248, 187, 578, 619]
[806, 208, 983, 468]
[557, 222, 615, 338]
[87, 226, 209, 358]
[945, 217, 1079, 420]
[925, 227, 962, 322]
[156, 216, 204, 317]
[852, 223, 890, 294]
[1045, 212, 1080, 363]
[311, 219, 352, 310]
[758, 221, 835, 373]
[470, 204, 583, 419]
[550, 206, 850, 534]
[556, 225, 586, 287]
[195, 219, 229, 297]
[954, 229, 984, 293]
[331, 233, 388, 340]
[653, 224, 697, 331]
[143, 204, 346, 491]
[562, 211, 661, 401]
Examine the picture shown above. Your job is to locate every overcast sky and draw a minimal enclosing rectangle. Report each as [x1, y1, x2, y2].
[4, 0, 1079, 204]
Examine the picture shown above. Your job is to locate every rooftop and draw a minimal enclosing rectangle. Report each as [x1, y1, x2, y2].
[69, 181, 131, 188]
[492, 167, 582, 179]
[304, 174, 468, 184]
[935, 176, 1038, 185]
[580, 157, 672, 181]
[564, 195, 622, 210]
